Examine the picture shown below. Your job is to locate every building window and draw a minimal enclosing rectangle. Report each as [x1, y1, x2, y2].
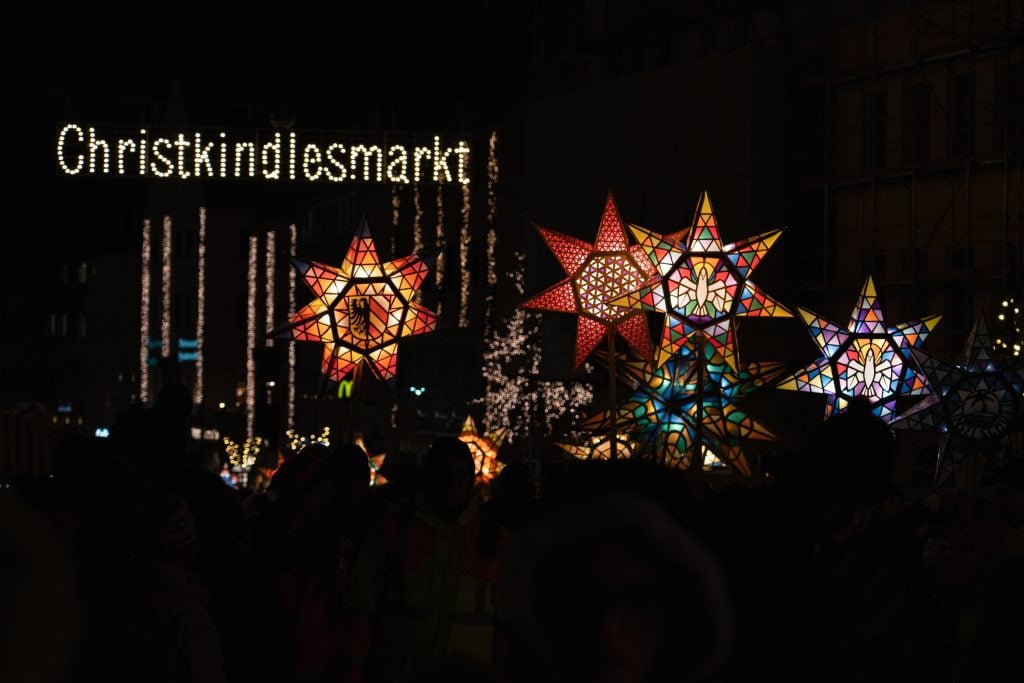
[904, 83, 930, 163]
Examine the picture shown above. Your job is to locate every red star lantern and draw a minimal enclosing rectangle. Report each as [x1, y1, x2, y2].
[274, 220, 436, 382]
[521, 192, 658, 368]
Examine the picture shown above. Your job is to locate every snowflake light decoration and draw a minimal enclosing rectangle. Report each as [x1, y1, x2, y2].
[521, 192, 658, 368]
[273, 220, 436, 382]
[894, 317, 1024, 482]
[611, 191, 791, 370]
[777, 276, 941, 422]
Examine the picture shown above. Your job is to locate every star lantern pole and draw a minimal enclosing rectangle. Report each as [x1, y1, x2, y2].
[520, 192, 658, 459]
[776, 276, 941, 423]
[893, 316, 1024, 484]
[273, 220, 437, 438]
[611, 190, 791, 474]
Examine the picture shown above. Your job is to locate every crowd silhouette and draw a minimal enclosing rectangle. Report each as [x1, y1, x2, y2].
[3, 386, 1023, 682]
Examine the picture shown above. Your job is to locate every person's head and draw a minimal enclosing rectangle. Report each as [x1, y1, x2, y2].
[269, 444, 332, 521]
[422, 437, 476, 514]
[330, 444, 371, 508]
[506, 494, 732, 683]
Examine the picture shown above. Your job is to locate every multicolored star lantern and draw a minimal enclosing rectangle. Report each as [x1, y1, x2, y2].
[354, 435, 388, 487]
[581, 345, 785, 475]
[274, 220, 436, 382]
[611, 191, 791, 370]
[555, 433, 641, 461]
[458, 416, 507, 484]
[894, 317, 1024, 482]
[777, 276, 941, 422]
[521, 192, 658, 368]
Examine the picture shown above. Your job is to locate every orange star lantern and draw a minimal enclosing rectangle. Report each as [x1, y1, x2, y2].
[521, 192, 658, 368]
[274, 220, 437, 382]
[458, 416, 506, 484]
[612, 191, 791, 370]
[354, 435, 388, 487]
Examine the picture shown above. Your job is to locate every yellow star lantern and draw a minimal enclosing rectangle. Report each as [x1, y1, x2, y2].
[274, 220, 437, 382]
[521, 192, 658, 368]
[458, 415, 507, 484]
[612, 191, 791, 370]
[556, 434, 640, 461]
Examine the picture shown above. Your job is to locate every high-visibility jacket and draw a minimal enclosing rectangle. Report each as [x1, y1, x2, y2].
[335, 495, 509, 683]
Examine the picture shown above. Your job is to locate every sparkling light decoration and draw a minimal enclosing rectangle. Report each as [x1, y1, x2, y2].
[458, 416, 507, 484]
[612, 191, 791, 370]
[556, 433, 640, 461]
[139, 219, 151, 402]
[994, 297, 1022, 357]
[265, 230, 276, 347]
[521, 192, 658, 368]
[479, 253, 594, 441]
[246, 236, 258, 439]
[777, 276, 941, 422]
[286, 426, 331, 452]
[459, 183, 471, 327]
[274, 220, 437, 382]
[287, 224, 297, 432]
[390, 184, 400, 257]
[194, 208, 206, 405]
[582, 346, 785, 474]
[161, 216, 173, 357]
[223, 435, 263, 488]
[485, 131, 498, 289]
[413, 186, 423, 303]
[436, 184, 446, 289]
[895, 316, 1024, 482]
[354, 435, 388, 487]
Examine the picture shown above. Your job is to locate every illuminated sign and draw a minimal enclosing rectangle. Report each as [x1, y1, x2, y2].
[337, 379, 354, 399]
[56, 123, 471, 185]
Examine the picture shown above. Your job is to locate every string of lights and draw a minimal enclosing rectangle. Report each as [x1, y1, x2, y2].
[995, 297, 1021, 357]
[194, 208, 206, 405]
[287, 224, 297, 433]
[391, 184, 400, 257]
[161, 216, 172, 357]
[459, 183, 471, 327]
[413, 186, 423, 303]
[484, 131, 499, 334]
[436, 184, 446, 289]
[246, 236, 257, 440]
[265, 230, 275, 347]
[139, 219, 151, 403]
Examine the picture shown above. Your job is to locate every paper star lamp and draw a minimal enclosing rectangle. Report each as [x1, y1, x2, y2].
[354, 435, 388, 487]
[894, 317, 1024, 482]
[521, 192, 658, 368]
[555, 433, 640, 461]
[458, 416, 507, 483]
[581, 345, 785, 475]
[777, 276, 941, 422]
[611, 191, 791, 370]
[274, 220, 437, 382]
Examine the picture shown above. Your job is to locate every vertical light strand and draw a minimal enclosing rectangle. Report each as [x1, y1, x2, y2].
[161, 215, 172, 357]
[413, 186, 423, 302]
[436, 185, 445, 318]
[246, 235, 258, 440]
[265, 230, 276, 347]
[459, 182, 471, 327]
[390, 184, 400, 257]
[485, 131, 499, 333]
[287, 224, 297, 433]
[139, 219, 152, 403]
[194, 207, 206, 406]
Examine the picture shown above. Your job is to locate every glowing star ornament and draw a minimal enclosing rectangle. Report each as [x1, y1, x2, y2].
[521, 192, 658, 368]
[458, 415, 507, 484]
[556, 434, 640, 461]
[274, 220, 437, 383]
[777, 276, 941, 422]
[354, 435, 388, 487]
[582, 346, 785, 475]
[612, 191, 791, 370]
[894, 317, 1024, 482]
